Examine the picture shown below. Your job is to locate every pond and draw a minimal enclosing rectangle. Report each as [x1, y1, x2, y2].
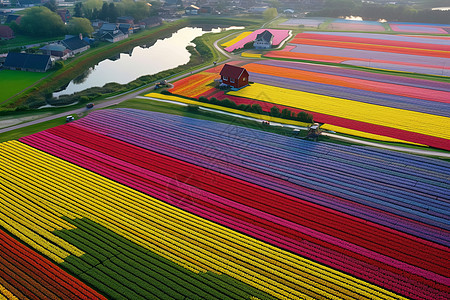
[54, 26, 243, 97]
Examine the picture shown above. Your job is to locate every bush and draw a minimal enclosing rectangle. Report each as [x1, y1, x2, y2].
[281, 108, 292, 119]
[14, 105, 29, 112]
[297, 111, 314, 123]
[237, 104, 251, 111]
[270, 106, 280, 117]
[161, 90, 172, 95]
[79, 96, 90, 103]
[26, 95, 47, 108]
[209, 97, 220, 105]
[198, 96, 208, 102]
[243, 41, 254, 50]
[251, 104, 263, 114]
[221, 98, 237, 109]
[186, 104, 199, 112]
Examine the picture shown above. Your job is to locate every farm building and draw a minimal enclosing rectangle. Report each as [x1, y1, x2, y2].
[253, 30, 273, 49]
[3, 52, 52, 72]
[185, 5, 200, 15]
[61, 35, 90, 55]
[220, 64, 249, 89]
[40, 43, 70, 58]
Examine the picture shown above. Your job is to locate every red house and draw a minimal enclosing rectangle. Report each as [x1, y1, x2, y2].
[220, 64, 249, 89]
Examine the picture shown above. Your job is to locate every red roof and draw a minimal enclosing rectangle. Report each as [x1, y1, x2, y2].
[0, 25, 14, 38]
[220, 64, 246, 79]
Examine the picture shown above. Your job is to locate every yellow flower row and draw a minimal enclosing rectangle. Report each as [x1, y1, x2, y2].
[241, 52, 262, 58]
[0, 283, 18, 300]
[221, 31, 252, 47]
[144, 92, 312, 127]
[0, 140, 408, 300]
[228, 83, 450, 140]
[321, 124, 426, 146]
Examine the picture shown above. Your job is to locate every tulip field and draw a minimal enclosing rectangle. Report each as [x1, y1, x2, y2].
[389, 22, 450, 34]
[163, 57, 450, 149]
[266, 31, 450, 75]
[222, 29, 291, 52]
[0, 108, 449, 299]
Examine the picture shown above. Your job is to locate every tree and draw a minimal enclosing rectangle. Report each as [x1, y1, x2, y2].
[270, 106, 280, 117]
[108, 2, 119, 22]
[67, 17, 94, 36]
[19, 6, 65, 37]
[44, 0, 57, 12]
[263, 7, 277, 20]
[99, 2, 109, 21]
[269, 0, 280, 9]
[74, 2, 84, 17]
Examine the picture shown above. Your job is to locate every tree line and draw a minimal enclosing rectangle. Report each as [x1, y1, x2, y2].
[9, 6, 93, 37]
[308, 0, 450, 24]
[6, 0, 163, 38]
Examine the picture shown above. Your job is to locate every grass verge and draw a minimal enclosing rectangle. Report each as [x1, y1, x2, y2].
[0, 115, 77, 143]
[0, 70, 50, 101]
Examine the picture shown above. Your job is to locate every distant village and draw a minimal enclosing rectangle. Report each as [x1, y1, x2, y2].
[0, 0, 324, 72]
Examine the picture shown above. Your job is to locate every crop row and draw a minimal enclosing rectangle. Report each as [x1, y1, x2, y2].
[243, 62, 449, 103]
[21, 109, 450, 298]
[72, 109, 450, 240]
[227, 83, 450, 149]
[25, 125, 449, 275]
[294, 33, 450, 51]
[0, 228, 106, 300]
[244, 72, 450, 118]
[257, 59, 450, 91]
[289, 35, 450, 58]
[169, 72, 218, 98]
[0, 140, 410, 299]
[20, 122, 450, 299]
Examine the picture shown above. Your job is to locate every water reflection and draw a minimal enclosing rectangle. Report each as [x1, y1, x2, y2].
[54, 26, 241, 97]
[73, 68, 93, 84]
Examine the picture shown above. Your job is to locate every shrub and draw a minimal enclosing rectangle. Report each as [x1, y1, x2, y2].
[297, 111, 314, 123]
[209, 97, 220, 105]
[237, 104, 251, 111]
[53, 61, 64, 70]
[198, 96, 208, 102]
[251, 104, 263, 114]
[281, 108, 292, 119]
[186, 104, 199, 112]
[270, 106, 280, 117]
[221, 98, 237, 109]
[161, 90, 172, 95]
[14, 105, 29, 112]
[26, 95, 47, 108]
[79, 96, 90, 103]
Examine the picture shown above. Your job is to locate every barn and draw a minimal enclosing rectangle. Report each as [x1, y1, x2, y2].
[219, 64, 249, 89]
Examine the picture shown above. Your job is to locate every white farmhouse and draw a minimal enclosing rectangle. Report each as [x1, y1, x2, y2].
[253, 30, 273, 49]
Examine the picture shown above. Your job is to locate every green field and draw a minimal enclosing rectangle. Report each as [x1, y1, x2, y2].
[0, 69, 50, 103]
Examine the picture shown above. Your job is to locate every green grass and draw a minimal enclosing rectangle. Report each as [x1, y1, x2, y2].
[0, 70, 51, 102]
[0, 35, 65, 53]
[0, 115, 76, 143]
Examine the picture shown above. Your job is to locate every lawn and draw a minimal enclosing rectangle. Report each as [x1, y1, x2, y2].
[0, 115, 72, 143]
[0, 35, 64, 53]
[0, 70, 50, 103]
